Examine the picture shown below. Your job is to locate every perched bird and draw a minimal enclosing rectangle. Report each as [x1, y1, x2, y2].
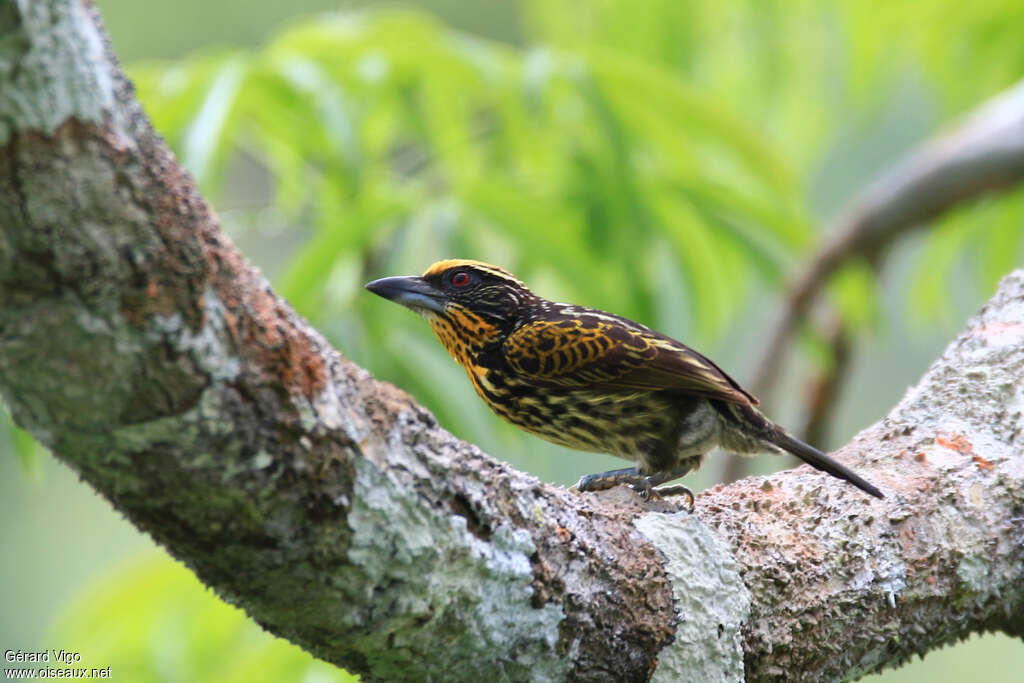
[366, 259, 883, 503]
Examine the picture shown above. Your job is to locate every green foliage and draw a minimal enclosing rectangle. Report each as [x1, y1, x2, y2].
[2, 410, 44, 476]
[132, 10, 807, 339]
[830, 259, 879, 332]
[526, 0, 1024, 328]
[526, 0, 1024, 165]
[49, 551, 357, 683]
[911, 188, 1024, 323]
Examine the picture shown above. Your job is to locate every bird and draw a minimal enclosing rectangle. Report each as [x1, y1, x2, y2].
[365, 259, 883, 504]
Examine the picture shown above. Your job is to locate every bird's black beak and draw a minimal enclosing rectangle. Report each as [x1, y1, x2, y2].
[365, 275, 447, 314]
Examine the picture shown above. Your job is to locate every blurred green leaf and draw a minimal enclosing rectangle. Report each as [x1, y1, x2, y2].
[829, 259, 880, 332]
[976, 190, 1024, 294]
[49, 551, 357, 683]
[3, 409, 44, 477]
[182, 55, 248, 190]
[279, 192, 410, 314]
[911, 216, 974, 324]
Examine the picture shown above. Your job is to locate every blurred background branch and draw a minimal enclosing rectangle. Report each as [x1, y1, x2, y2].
[718, 78, 1024, 487]
[798, 313, 853, 447]
[751, 78, 1024, 402]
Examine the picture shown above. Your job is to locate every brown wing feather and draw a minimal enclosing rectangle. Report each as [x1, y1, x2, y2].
[503, 316, 757, 406]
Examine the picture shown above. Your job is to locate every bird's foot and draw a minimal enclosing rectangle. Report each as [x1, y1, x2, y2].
[635, 484, 695, 510]
[575, 467, 695, 511]
[575, 467, 642, 493]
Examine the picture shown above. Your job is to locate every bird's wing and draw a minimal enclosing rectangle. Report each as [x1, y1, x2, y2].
[502, 315, 757, 405]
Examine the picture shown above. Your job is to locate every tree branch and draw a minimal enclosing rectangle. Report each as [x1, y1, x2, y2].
[751, 77, 1024, 401]
[1, 3, 1022, 681]
[799, 315, 853, 448]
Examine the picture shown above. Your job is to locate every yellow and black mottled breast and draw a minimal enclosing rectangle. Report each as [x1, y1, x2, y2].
[426, 304, 501, 367]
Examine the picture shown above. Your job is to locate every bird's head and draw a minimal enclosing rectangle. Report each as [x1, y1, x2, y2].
[365, 260, 532, 359]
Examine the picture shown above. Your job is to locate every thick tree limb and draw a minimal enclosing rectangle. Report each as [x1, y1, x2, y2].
[1, 2, 1022, 681]
[751, 77, 1024, 401]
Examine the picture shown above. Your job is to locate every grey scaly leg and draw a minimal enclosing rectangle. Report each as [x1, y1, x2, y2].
[575, 462, 697, 509]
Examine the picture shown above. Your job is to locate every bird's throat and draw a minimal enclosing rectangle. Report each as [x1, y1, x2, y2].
[427, 309, 500, 368]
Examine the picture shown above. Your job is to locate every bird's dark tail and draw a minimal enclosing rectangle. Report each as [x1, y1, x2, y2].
[712, 400, 884, 498]
[770, 430, 884, 499]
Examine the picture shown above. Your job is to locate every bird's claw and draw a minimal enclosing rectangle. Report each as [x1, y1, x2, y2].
[575, 468, 695, 511]
[630, 483, 654, 501]
[656, 484, 695, 511]
[630, 482, 695, 510]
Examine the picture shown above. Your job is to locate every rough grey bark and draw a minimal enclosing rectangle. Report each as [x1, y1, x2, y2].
[1, 2, 1022, 681]
[707, 275, 1024, 679]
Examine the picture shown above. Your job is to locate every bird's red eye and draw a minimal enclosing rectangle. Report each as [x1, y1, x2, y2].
[451, 271, 472, 287]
